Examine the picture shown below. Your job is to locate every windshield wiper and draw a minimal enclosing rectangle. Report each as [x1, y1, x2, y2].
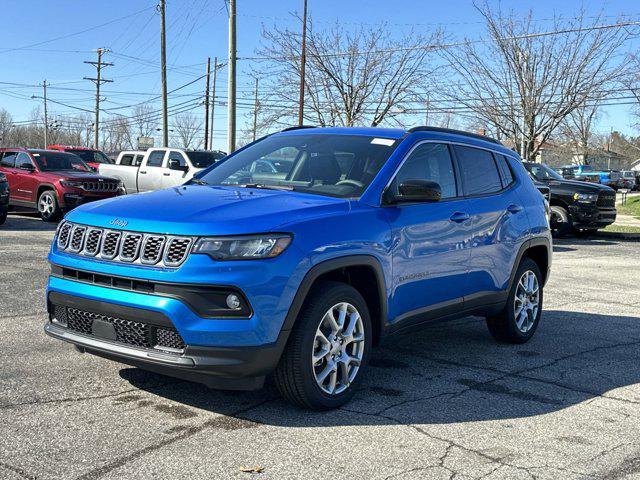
[189, 178, 210, 185]
[236, 183, 295, 191]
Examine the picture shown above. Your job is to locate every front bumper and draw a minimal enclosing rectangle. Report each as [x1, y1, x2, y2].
[61, 190, 123, 210]
[45, 290, 289, 390]
[570, 204, 616, 228]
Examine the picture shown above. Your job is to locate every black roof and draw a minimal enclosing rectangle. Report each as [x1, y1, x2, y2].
[407, 126, 501, 145]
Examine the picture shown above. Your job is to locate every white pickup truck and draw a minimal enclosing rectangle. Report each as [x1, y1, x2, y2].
[99, 148, 225, 193]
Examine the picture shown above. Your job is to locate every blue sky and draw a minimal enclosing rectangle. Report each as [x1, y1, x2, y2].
[0, 0, 637, 150]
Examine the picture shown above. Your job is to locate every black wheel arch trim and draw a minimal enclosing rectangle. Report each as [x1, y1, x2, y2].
[508, 237, 551, 291]
[280, 254, 388, 334]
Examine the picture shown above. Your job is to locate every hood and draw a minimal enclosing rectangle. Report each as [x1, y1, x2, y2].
[547, 178, 614, 193]
[65, 185, 350, 235]
[40, 170, 118, 182]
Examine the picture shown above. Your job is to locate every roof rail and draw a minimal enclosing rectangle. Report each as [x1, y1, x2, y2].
[280, 125, 317, 132]
[407, 126, 501, 145]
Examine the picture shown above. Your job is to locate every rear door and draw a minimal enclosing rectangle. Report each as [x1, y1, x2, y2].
[385, 142, 472, 326]
[453, 145, 529, 305]
[137, 149, 166, 192]
[0, 151, 18, 201]
[13, 152, 39, 203]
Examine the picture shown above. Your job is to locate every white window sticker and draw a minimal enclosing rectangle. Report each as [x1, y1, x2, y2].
[370, 138, 395, 146]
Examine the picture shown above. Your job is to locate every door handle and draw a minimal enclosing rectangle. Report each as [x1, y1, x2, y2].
[449, 212, 470, 223]
[163, 173, 170, 176]
[507, 204, 523, 214]
[139, 171, 147, 174]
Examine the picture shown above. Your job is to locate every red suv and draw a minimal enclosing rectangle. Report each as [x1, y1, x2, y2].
[0, 148, 123, 222]
[47, 145, 114, 171]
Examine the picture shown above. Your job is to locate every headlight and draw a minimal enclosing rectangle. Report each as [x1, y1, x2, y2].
[573, 193, 598, 203]
[60, 180, 84, 189]
[193, 234, 292, 260]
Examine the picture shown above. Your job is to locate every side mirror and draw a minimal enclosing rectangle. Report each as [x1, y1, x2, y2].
[390, 179, 441, 203]
[19, 162, 35, 172]
[168, 158, 188, 172]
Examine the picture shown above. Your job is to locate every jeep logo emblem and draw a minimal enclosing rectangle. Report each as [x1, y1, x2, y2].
[109, 218, 128, 228]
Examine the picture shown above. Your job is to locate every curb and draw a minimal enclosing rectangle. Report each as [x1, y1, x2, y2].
[594, 231, 640, 241]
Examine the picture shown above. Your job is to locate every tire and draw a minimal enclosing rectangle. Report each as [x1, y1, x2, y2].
[0, 209, 6, 225]
[486, 257, 543, 344]
[274, 281, 372, 410]
[37, 190, 62, 222]
[573, 227, 598, 237]
[550, 205, 571, 237]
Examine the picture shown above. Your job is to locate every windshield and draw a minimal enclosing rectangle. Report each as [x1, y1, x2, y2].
[194, 134, 398, 198]
[525, 163, 564, 181]
[31, 151, 91, 172]
[68, 149, 113, 164]
[185, 151, 226, 168]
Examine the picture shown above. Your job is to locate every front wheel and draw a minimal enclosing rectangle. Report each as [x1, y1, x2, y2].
[550, 205, 571, 237]
[486, 258, 543, 344]
[37, 190, 62, 222]
[274, 281, 372, 410]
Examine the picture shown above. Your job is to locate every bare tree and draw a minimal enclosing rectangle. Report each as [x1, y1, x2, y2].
[559, 100, 602, 165]
[131, 104, 158, 139]
[0, 109, 13, 146]
[257, 18, 443, 130]
[441, 4, 630, 161]
[172, 112, 202, 149]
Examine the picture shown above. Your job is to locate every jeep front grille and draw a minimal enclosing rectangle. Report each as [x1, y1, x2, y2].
[56, 221, 193, 268]
[83, 181, 120, 192]
[58, 305, 185, 352]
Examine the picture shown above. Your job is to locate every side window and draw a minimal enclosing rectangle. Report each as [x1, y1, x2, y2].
[454, 145, 503, 196]
[391, 143, 457, 199]
[146, 150, 165, 167]
[1, 152, 17, 168]
[134, 155, 144, 166]
[120, 154, 134, 166]
[16, 152, 33, 169]
[168, 151, 186, 167]
[494, 154, 514, 187]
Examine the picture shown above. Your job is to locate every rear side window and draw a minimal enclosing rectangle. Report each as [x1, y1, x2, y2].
[120, 154, 134, 166]
[494, 154, 514, 187]
[391, 143, 457, 199]
[146, 151, 165, 167]
[1, 152, 17, 168]
[454, 145, 502, 196]
[134, 155, 144, 166]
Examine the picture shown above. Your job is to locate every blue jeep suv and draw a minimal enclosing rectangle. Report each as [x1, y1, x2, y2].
[45, 126, 551, 409]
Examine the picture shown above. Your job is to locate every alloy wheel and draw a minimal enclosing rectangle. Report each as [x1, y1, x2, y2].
[513, 270, 540, 333]
[38, 194, 54, 216]
[312, 302, 365, 395]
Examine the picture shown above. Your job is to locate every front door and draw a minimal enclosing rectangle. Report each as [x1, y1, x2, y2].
[138, 150, 166, 192]
[13, 152, 39, 203]
[162, 151, 190, 188]
[384, 142, 472, 327]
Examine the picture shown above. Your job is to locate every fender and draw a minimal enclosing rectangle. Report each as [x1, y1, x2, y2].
[36, 182, 59, 206]
[280, 254, 388, 334]
[507, 236, 552, 292]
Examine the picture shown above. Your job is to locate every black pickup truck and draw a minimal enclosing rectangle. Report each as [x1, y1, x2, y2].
[524, 162, 616, 236]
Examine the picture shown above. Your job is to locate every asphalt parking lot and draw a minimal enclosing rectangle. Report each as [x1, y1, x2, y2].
[2, 213, 640, 480]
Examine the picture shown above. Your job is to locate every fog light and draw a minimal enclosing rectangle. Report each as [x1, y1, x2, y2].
[226, 294, 241, 310]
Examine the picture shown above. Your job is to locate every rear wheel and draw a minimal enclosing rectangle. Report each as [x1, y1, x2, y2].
[37, 190, 62, 222]
[274, 281, 372, 410]
[486, 258, 543, 344]
[550, 205, 571, 237]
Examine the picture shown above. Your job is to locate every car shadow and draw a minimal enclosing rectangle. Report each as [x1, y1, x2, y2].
[120, 310, 640, 427]
[1, 212, 58, 232]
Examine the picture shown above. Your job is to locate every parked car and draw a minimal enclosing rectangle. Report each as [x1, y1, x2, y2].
[0, 148, 124, 222]
[44, 126, 551, 410]
[523, 161, 616, 236]
[47, 145, 114, 171]
[0, 172, 8, 225]
[558, 164, 621, 189]
[619, 170, 637, 190]
[98, 148, 226, 193]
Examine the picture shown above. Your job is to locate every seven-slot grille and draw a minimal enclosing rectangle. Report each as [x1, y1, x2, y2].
[597, 191, 616, 209]
[57, 305, 186, 352]
[82, 181, 120, 192]
[56, 221, 193, 267]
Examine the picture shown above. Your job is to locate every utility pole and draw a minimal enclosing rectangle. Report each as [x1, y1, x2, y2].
[42, 80, 49, 146]
[210, 56, 218, 150]
[204, 57, 211, 150]
[84, 48, 113, 149]
[159, 0, 169, 147]
[252, 77, 259, 142]
[297, 0, 308, 126]
[227, 0, 236, 153]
